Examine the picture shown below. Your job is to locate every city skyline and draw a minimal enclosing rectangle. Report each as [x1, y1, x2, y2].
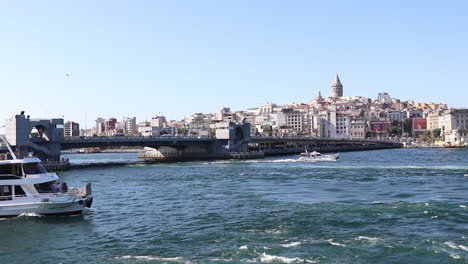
[1, 1, 468, 128]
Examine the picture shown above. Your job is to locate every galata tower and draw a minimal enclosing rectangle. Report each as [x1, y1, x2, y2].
[331, 74, 343, 98]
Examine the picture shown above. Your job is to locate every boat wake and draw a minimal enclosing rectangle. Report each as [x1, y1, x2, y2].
[17, 212, 42, 218]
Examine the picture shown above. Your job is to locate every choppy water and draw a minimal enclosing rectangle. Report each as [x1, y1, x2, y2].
[1, 148, 467, 264]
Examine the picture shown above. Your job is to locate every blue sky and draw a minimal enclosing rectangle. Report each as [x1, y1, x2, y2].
[1, 0, 467, 128]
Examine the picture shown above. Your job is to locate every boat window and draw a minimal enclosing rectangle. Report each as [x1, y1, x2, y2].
[34, 181, 60, 193]
[0, 165, 12, 175]
[0, 185, 12, 201]
[14, 186, 26, 197]
[23, 163, 47, 175]
[0, 164, 22, 177]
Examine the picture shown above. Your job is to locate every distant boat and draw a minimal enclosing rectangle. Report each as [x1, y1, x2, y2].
[298, 151, 339, 162]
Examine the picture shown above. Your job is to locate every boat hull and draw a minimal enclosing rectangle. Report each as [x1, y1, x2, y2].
[0, 196, 93, 218]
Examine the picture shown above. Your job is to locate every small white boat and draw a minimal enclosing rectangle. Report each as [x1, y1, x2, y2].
[298, 151, 339, 162]
[0, 136, 93, 218]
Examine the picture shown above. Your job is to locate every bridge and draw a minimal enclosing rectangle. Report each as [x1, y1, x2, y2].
[2, 113, 402, 162]
[250, 136, 401, 155]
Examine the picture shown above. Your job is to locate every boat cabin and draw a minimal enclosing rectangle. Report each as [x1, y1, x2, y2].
[0, 159, 63, 201]
[0, 159, 47, 179]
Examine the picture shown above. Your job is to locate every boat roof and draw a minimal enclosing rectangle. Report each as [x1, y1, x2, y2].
[0, 158, 42, 165]
[0, 173, 59, 185]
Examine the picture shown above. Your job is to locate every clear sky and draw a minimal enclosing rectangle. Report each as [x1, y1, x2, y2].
[1, 0, 467, 128]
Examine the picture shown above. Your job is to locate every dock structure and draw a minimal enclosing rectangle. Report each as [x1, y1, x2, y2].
[3, 114, 403, 165]
[250, 137, 401, 155]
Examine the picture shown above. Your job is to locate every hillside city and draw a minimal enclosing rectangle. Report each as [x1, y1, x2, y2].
[65, 75, 468, 147]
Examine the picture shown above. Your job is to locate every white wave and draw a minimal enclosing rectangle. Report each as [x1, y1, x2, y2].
[450, 253, 461, 259]
[210, 258, 233, 262]
[431, 216, 438, 219]
[117, 255, 185, 262]
[460, 205, 467, 208]
[239, 245, 248, 250]
[444, 241, 468, 251]
[259, 253, 317, 263]
[424, 210, 429, 214]
[464, 174, 468, 177]
[264, 229, 285, 234]
[281, 241, 301, 248]
[327, 239, 346, 247]
[357, 236, 380, 242]
[17, 212, 42, 218]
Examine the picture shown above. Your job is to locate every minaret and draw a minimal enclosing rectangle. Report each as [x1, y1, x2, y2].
[316, 91, 323, 101]
[331, 74, 343, 98]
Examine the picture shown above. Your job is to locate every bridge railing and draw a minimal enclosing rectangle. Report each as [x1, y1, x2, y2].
[251, 136, 401, 144]
[64, 135, 216, 141]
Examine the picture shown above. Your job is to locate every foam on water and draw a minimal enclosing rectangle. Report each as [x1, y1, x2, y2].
[116, 256, 186, 262]
[239, 245, 248, 250]
[444, 241, 468, 251]
[281, 241, 301, 248]
[356, 236, 380, 242]
[327, 239, 346, 247]
[17, 212, 42, 218]
[259, 253, 317, 263]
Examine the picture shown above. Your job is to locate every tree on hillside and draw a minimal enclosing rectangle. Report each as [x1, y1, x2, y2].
[421, 130, 432, 141]
[403, 119, 412, 135]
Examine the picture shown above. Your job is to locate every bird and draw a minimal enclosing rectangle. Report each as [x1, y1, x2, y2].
[64, 73, 73, 77]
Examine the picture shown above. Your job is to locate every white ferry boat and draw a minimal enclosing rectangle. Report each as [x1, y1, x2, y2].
[0, 137, 93, 217]
[298, 151, 339, 162]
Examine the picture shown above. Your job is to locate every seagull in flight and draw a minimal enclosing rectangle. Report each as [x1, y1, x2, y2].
[64, 73, 73, 77]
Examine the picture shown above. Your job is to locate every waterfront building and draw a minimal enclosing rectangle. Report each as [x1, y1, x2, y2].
[216, 107, 231, 121]
[123, 117, 138, 136]
[441, 108, 468, 145]
[349, 117, 366, 139]
[186, 113, 215, 136]
[335, 112, 350, 139]
[368, 120, 392, 137]
[427, 111, 444, 131]
[387, 110, 404, 123]
[150, 115, 167, 128]
[64, 121, 80, 137]
[275, 108, 304, 135]
[411, 118, 428, 136]
[377, 92, 391, 104]
[95, 117, 104, 135]
[413, 102, 448, 111]
[138, 122, 152, 137]
[316, 108, 337, 139]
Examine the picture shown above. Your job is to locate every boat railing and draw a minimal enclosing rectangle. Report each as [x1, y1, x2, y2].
[67, 186, 88, 197]
[7, 192, 82, 199]
[0, 187, 89, 200]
